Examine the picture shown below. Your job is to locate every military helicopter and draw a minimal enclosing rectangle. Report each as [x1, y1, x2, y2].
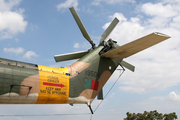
[0, 7, 170, 114]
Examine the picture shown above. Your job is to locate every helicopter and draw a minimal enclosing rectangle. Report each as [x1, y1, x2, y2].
[0, 7, 170, 114]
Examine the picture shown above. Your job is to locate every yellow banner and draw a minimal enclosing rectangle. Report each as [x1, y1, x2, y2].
[36, 65, 69, 104]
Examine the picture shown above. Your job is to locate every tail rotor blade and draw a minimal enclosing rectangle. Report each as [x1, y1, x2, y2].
[100, 17, 119, 43]
[69, 7, 95, 48]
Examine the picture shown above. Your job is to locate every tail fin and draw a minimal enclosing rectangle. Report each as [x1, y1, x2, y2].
[96, 60, 134, 100]
[67, 32, 170, 105]
[67, 47, 122, 104]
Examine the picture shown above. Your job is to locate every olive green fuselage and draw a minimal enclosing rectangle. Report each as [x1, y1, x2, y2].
[0, 46, 122, 104]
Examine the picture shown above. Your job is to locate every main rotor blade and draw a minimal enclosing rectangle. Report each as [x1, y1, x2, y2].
[69, 7, 94, 46]
[100, 17, 119, 43]
[54, 50, 88, 62]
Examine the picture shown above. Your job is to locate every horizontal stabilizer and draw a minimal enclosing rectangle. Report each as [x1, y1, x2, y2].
[102, 32, 170, 58]
[54, 51, 88, 62]
[97, 89, 103, 100]
[120, 60, 135, 72]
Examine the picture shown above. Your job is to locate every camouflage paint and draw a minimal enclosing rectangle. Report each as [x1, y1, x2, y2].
[0, 58, 39, 104]
[68, 46, 122, 104]
[0, 46, 122, 105]
[0, 58, 70, 104]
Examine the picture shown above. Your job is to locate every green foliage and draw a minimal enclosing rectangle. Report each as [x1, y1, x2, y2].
[124, 110, 178, 120]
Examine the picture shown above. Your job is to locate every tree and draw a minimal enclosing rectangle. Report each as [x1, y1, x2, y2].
[124, 110, 178, 120]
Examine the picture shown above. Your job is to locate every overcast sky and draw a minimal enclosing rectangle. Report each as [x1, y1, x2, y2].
[0, 0, 180, 120]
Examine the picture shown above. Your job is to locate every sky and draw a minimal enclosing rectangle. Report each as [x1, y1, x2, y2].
[0, 0, 180, 119]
